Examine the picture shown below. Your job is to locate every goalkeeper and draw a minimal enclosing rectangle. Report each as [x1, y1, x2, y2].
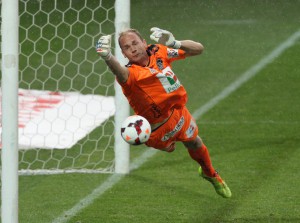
[96, 27, 231, 198]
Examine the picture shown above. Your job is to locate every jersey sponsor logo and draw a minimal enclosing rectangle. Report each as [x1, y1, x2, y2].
[156, 66, 181, 93]
[167, 48, 179, 58]
[185, 120, 197, 138]
[161, 116, 185, 141]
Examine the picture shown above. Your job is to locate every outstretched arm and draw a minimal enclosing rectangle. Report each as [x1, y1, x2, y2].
[103, 55, 129, 83]
[96, 35, 129, 83]
[150, 27, 204, 57]
[177, 40, 204, 57]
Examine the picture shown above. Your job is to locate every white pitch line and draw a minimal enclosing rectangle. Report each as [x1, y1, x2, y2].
[52, 149, 157, 223]
[52, 29, 300, 223]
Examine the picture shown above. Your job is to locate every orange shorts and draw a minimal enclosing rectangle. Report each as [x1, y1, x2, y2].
[145, 106, 198, 151]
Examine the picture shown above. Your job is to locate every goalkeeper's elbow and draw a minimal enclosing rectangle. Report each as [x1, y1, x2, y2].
[195, 43, 204, 55]
[184, 41, 204, 56]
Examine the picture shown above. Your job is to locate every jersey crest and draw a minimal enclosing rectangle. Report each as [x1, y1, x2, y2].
[156, 58, 164, 70]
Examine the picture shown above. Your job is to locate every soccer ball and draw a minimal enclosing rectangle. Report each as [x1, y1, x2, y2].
[121, 115, 151, 145]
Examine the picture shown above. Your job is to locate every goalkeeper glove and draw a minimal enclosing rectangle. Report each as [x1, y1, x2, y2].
[150, 27, 181, 49]
[96, 35, 112, 60]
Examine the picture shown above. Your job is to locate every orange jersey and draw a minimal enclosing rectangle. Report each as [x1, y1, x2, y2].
[119, 44, 188, 124]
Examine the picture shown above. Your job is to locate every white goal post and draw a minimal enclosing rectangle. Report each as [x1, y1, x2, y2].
[1, 0, 19, 222]
[114, 0, 131, 174]
[1, 0, 130, 221]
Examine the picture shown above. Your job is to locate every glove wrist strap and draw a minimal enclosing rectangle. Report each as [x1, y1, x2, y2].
[169, 40, 181, 49]
[102, 52, 112, 60]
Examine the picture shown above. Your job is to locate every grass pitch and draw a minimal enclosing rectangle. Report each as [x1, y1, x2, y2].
[7, 0, 300, 222]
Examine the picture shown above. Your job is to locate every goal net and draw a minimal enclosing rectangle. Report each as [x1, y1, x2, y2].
[0, 0, 130, 175]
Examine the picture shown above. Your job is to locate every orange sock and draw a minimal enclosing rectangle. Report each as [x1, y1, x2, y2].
[187, 144, 215, 177]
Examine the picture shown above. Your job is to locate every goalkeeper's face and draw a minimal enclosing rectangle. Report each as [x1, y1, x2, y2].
[120, 32, 149, 66]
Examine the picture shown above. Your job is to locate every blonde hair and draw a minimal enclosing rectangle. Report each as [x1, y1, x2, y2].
[118, 28, 144, 47]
